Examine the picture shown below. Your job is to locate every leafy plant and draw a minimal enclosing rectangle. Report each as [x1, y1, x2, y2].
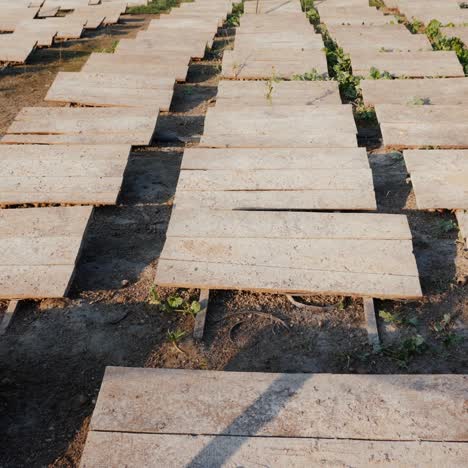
[148, 286, 201, 317]
[96, 40, 119, 53]
[265, 69, 281, 100]
[379, 310, 418, 327]
[354, 103, 377, 122]
[383, 334, 427, 368]
[431, 313, 452, 333]
[368, 66, 394, 80]
[127, 0, 180, 15]
[301, 0, 320, 26]
[408, 96, 431, 105]
[438, 219, 458, 233]
[225, 1, 244, 27]
[407, 19, 425, 34]
[167, 329, 186, 353]
[425, 19, 468, 74]
[292, 68, 327, 81]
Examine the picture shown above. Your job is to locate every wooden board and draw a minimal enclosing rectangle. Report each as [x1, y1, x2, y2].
[0, 35, 36, 63]
[215, 80, 341, 107]
[328, 24, 432, 51]
[116, 38, 207, 60]
[243, 0, 303, 14]
[456, 210, 468, 248]
[45, 72, 174, 109]
[15, 19, 58, 47]
[403, 150, 468, 209]
[43, 17, 85, 39]
[441, 26, 468, 45]
[222, 49, 329, 79]
[361, 78, 468, 105]
[0, 206, 92, 299]
[0, 6, 39, 32]
[156, 209, 421, 298]
[82, 53, 189, 81]
[0, 144, 130, 205]
[81, 432, 468, 467]
[1, 107, 158, 146]
[88, 367, 465, 440]
[200, 105, 357, 148]
[316, 6, 391, 25]
[350, 51, 464, 78]
[376, 104, 468, 148]
[181, 147, 370, 170]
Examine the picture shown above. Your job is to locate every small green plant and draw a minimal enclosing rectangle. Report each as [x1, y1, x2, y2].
[438, 219, 458, 233]
[408, 96, 431, 105]
[368, 66, 394, 80]
[96, 40, 119, 53]
[167, 329, 186, 353]
[369, 0, 384, 7]
[301, 0, 320, 26]
[354, 102, 377, 122]
[127, 0, 180, 15]
[265, 69, 281, 100]
[426, 19, 468, 74]
[148, 286, 201, 317]
[383, 334, 427, 368]
[292, 68, 327, 81]
[407, 19, 425, 34]
[379, 310, 418, 327]
[225, 1, 244, 27]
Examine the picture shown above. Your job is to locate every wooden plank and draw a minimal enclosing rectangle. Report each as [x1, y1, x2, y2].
[45, 72, 174, 109]
[166, 209, 413, 240]
[181, 148, 369, 170]
[404, 149, 468, 172]
[82, 53, 189, 81]
[1, 107, 158, 146]
[328, 24, 432, 51]
[0, 144, 130, 205]
[0, 6, 39, 32]
[215, 81, 341, 107]
[363, 297, 380, 348]
[43, 17, 84, 39]
[0, 206, 92, 299]
[15, 20, 58, 47]
[157, 210, 420, 298]
[193, 289, 209, 340]
[350, 51, 464, 78]
[243, 0, 303, 14]
[222, 49, 329, 79]
[116, 38, 207, 60]
[174, 189, 377, 210]
[90, 368, 464, 439]
[0, 300, 19, 335]
[81, 432, 468, 467]
[376, 105, 468, 148]
[441, 26, 468, 45]
[361, 78, 468, 105]
[0, 35, 36, 63]
[456, 211, 468, 249]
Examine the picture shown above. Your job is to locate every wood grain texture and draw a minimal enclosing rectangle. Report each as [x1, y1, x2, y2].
[90, 368, 465, 440]
[361, 78, 468, 105]
[456, 210, 468, 248]
[1, 107, 158, 145]
[0, 206, 92, 299]
[157, 210, 420, 298]
[0, 144, 130, 205]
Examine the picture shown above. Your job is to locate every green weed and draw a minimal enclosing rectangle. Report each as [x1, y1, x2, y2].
[167, 329, 186, 353]
[383, 334, 427, 368]
[148, 286, 201, 317]
[368, 66, 394, 80]
[438, 219, 458, 233]
[408, 96, 431, 105]
[127, 0, 180, 15]
[354, 102, 377, 122]
[292, 68, 327, 80]
[379, 310, 418, 327]
[225, 1, 244, 27]
[96, 40, 119, 53]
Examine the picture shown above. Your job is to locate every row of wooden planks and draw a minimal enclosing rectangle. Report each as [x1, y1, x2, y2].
[221, 1, 328, 79]
[0, 0, 234, 300]
[155, 0, 422, 300]
[0, 1, 145, 63]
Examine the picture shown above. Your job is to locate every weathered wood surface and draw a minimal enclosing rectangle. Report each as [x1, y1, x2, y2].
[222, 49, 329, 79]
[376, 105, 468, 148]
[81, 431, 468, 467]
[0, 144, 130, 205]
[0, 6, 39, 32]
[243, 0, 302, 14]
[201, 105, 357, 147]
[398, 5, 468, 25]
[181, 147, 369, 170]
[233, 33, 324, 50]
[361, 78, 468, 105]
[89, 368, 465, 440]
[215, 80, 340, 107]
[403, 150, 468, 209]
[1, 107, 158, 145]
[0, 35, 36, 63]
[456, 210, 468, 249]
[328, 24, 432, 51]
[157, 209, 421, 298]
[82, 53, 189, 81]
[45, 72, 174, 109]
[350, 51, 464, 77]
[42, 17, 85, 39]
[441, 26, 468, 45]
[116, 37, 207, 59]
[15, 20, 58, 47]
[317, 6, 391, 25]
[0, 206, 92, 299]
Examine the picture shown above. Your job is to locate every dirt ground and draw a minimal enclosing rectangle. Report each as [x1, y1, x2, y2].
[0, 11, 467, 468]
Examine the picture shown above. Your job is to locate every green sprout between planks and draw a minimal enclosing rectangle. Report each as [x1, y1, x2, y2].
[148, 286, 201, 317]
